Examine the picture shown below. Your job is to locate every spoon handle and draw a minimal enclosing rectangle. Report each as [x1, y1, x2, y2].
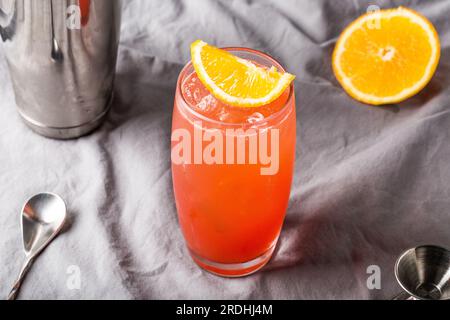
[7, 257, 34, 300]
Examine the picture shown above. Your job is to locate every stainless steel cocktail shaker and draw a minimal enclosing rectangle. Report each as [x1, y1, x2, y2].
[0, 0, 121, 139]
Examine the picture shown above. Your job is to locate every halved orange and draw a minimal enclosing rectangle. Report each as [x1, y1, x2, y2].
[333, 7, 440, 105]
[191, 40, 295, 108]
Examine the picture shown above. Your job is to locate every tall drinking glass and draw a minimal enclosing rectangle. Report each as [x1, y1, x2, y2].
[171, 48, 296, 277]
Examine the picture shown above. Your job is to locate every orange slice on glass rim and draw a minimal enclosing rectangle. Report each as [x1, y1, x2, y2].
[191, 40, 295, 108]
[332, 7, 440, 105]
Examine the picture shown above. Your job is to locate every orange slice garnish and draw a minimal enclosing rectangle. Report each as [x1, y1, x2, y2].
[191, 40, 295, 108]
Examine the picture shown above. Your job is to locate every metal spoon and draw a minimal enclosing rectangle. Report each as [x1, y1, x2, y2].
[7, 193, 67, 300]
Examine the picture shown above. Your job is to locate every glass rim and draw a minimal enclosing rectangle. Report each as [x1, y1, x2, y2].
[176, 47, 295, 128]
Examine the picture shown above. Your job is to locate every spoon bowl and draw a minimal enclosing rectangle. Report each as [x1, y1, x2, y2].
[22, 193, 66, 255]
[7, 193, 67, 300]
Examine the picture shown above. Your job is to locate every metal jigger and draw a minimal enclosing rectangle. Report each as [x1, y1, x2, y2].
[394, 245, 450, 300]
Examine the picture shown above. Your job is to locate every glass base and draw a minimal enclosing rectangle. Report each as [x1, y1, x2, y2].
[189, 244, 276, 278]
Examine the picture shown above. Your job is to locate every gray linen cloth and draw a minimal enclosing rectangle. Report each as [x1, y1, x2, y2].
[1, 0, 449, 299]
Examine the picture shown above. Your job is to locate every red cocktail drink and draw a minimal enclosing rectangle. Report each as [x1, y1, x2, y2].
[172, 48, 296, 277]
